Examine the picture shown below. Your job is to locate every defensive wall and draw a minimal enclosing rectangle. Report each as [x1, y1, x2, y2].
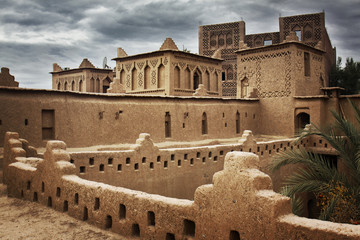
[3, 131, 360, 239]
[0, 87, 259, 148]
[1, 87, 359, 149]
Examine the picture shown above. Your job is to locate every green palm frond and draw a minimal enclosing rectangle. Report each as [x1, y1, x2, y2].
[280, 186, 304, 216]
[319, 196, 339, 221]
[270, 99, 360, 223]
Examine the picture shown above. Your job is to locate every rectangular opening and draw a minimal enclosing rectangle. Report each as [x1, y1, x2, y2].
[147, 211, 155, 226]
[126, 157, 131, 164]
[94, 197, 100, 210]
[183, 219, 195, 237]
[119, 204, 126, 219]
[42, 109, 55, 140]
[33, 192, 38, 202]
[171, 154, 175, 161]
[157, 156, 161, 162]
[117, 164, 122, 171]
[164, 161, 168, 168]
[47, 197, 52, 207]
[264, 39, 272, 45]
[74, 193, 79, 205]
[83, 207, 88, 221]
[99, 164, 104, 172]
[27, 181, 31, 190]
[134, 163, 139, 170]
[184, 154, 188, 160]
[166, 233, 175, 240]
[106, 215, 112, 229]
[80, 166, 86, 173]
[304, 52, 310, 76]
[56, 187, 61, 197]
[89, 157, 94, 165]
[41, 182, 45, 192]
[150, 162, 154, 169]
[178, 160, 181, 166]
[108, 157, 113, 165]
[63, 200, 68, 212]
[132, 223, 140, 237]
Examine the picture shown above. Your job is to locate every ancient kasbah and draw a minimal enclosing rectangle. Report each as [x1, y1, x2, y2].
[1, 5, 360, 240]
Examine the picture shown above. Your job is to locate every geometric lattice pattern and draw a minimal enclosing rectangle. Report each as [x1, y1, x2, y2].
[222, 81, 237, 97]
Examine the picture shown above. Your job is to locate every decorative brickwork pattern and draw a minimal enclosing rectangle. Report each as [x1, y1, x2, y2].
[150, 59, 158, 68]
[125, 64, 132, 72]
[151, 71, 156, 85]
[137, 62, 145, 70]
[138, 73, 143, 86]
[245, 32, 280, 48]
[281, 14, 322, 48]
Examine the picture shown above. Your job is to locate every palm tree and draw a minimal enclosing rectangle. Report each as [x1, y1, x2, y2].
[269, 99, 360, 223]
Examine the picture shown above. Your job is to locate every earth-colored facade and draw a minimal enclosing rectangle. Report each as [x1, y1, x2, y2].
[51, 58, 114, 93]
[1, 11, 360, 240]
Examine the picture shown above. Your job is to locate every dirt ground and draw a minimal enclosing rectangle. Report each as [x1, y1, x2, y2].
[0, 184, 127, 240]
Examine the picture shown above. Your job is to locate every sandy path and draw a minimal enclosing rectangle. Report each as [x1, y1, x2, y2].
[0, 185, 127, 240]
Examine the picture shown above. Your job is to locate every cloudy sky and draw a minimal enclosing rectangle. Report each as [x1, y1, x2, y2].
[0, 0, 359, 89]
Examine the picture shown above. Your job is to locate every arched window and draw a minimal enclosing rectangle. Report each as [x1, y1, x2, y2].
[120, 69, 125, 84]
[96, 78, 100, 93]
[227, 68, 233, 81]
[132, 67, 137, 90]
[158, 64, 165, 88]
[210, 34, 217, 49]
[218, 34, 224, 47]
[236, 111, 240, 134]
[214, 71, 219, 92]
[185, 67, 191, 89]
[303, 24, 313, 41]
[295, 112, 310, 134]
[292, 25, 301, 41]
[174, 66, 180, 88]
[254, 36, 262, 47]
[64, 82, 68, 91]
[202, 112, 208, 135]
[144, 65, 151, 89]
[102, 77, 111, 93]
[226, 33, 233, 47]
[205, 70, 210, 91]
[90, 78, 95, 92]
[71, 81, 75, 91]
[57, 82, 61, 90]
[193, 68, 202, 90]
[79, 80, 83, 92]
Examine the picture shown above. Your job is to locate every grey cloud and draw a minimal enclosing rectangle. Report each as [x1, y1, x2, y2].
[1, 0, 360, 89]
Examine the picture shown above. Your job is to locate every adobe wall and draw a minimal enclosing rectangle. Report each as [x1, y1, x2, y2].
[199, 21, 245, 97]
[237, 42, 334, 136]
[4, 132, 360, 239]
[115, 52, 223, 96]
[0, 67, 18, 87]
[0, 87, 259, 148]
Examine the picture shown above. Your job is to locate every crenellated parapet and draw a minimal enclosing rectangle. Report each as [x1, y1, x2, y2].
[3, 131, 359, 239]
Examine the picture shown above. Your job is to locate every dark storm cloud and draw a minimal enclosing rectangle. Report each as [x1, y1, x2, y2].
[87, 1, 201, 43]
[0, 0, 359, 89]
